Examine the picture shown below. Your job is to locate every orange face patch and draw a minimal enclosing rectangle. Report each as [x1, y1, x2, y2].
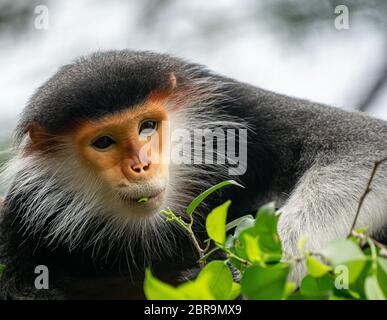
[69, 98, 171, 190]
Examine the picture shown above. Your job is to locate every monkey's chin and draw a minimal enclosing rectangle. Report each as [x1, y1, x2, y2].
[117, 189, 167, 218]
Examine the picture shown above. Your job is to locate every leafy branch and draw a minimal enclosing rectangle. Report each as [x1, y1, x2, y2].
[147, 175, 387, 300]
[161, 180, 244, 266]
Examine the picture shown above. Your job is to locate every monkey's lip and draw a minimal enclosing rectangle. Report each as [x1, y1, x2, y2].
[118, 188, 166, 205]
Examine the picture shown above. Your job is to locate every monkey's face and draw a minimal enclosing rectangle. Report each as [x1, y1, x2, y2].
[71, 100, 171, 218]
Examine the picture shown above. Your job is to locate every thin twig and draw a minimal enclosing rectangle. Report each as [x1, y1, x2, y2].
[351, 230, 386, 255]
[348, 156, 387, 237]
[221, 246, 251, 265]
[161, 208, 206, 267]
[284, 251, 327, 264]
[198, 247, 220, 264]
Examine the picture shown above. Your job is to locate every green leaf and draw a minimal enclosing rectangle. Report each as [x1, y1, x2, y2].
[144, 269, 183, 300]
[195, 261, 234, 300]
[300, 274, 334, 299]
[228, 282, 242, 300]
[364, 275, 386, 300]
[339, 259, 372, 299]
[233, 203, 282, 264]
[354, 227, 368, 234]
[187, 180, 244, 216]
[177, 281, 214, 300]
[234, 228, 264, 263]
[283, 282, 297, 299]
[322, 239, 365, 263]
[242, 232, 264, 263]
[328, 295, 348, 300]
[306, 255, 332, 278]
[231, 216, 255, 238]
[347, 290, 361, 300]
[377, 257, 387, 297]
[332, 282, 361, 300]
[225, 234, 235, 249]
[178, 261, 235, 300]
[286, 292, 306, 300]
[241, 263, 290, 300]
[297, 235, 308, 253]
[234, 227, 254, 260]
[206, 200, 231, 244]
[229, 257, 246, 272]
[254, 203, 282, 261]
[225, 215, 255, 250]
[257, 202, 276, 215]
[144, 262, 237, 300]
[226, 215, 254, 232]
[321, 239, 367, 283]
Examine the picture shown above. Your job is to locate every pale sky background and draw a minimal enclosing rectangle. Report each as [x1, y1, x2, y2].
[0, 0, 386, 138]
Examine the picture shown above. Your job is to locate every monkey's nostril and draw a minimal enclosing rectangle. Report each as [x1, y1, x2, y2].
[131, 163, 150, 174]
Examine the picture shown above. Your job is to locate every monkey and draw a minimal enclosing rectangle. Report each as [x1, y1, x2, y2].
[0, 50, 386, 300]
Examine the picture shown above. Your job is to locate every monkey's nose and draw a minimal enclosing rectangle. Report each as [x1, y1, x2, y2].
[130, 162, 151, 174]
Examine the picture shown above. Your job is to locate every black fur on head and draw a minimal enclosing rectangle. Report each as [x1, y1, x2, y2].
[16, 50, 194, 141]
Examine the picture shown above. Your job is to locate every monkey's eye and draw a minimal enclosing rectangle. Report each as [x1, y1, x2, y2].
[139, 120, 157, 137]
[91, 136, 116, 151]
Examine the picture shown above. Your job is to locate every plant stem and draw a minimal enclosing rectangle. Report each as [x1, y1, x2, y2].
[284, 251, 327, 264]
[161, 208, 206, 267]
[198, 247, 220, 264]
[348, 157, 387, 237]
[367, 237, 378, 273]
[351, 230, 386, 257]
[220, 245, 251, 266]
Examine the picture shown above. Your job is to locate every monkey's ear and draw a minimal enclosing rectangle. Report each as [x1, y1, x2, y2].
[149, 73, 177, 101]
[168, 72, 177, 92]
[27, 123, 47, 145]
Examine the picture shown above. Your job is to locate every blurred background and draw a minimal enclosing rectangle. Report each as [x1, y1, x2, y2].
[0, 0, 386, 163]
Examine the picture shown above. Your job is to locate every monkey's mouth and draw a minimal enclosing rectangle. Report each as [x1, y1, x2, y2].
[118, 188, 166, 206]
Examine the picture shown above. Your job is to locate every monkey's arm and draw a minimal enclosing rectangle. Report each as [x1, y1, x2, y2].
[222, 82, 387, 284]
[277, 157, 387, 284]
